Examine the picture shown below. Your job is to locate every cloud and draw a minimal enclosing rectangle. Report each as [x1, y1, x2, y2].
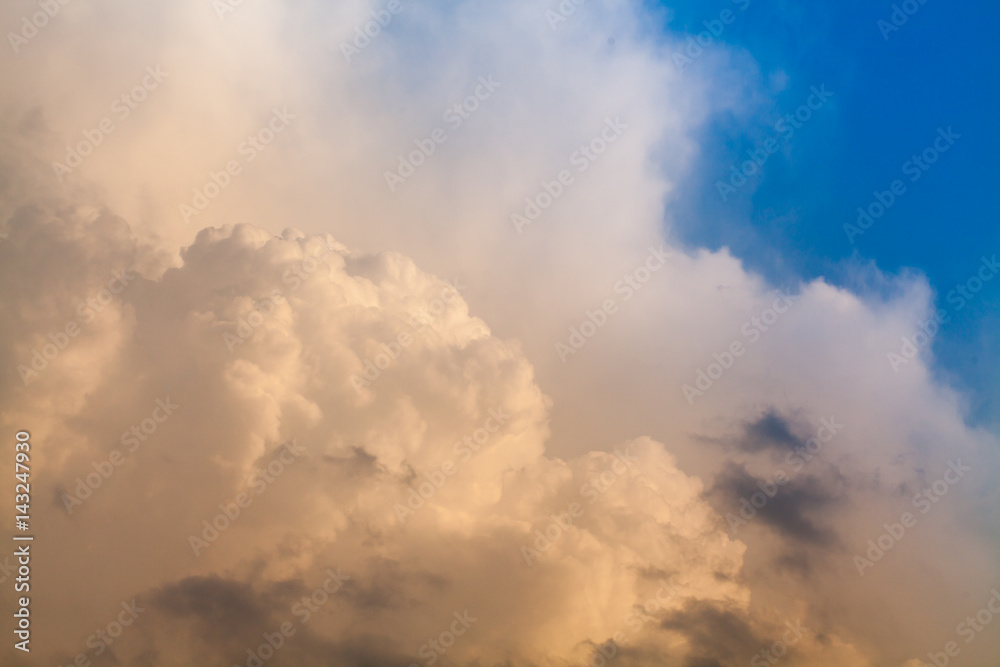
[151, 576, 271, 648]
[1, 1, 998, 665]
[1, 204, 965, 666]
[660, 600, 761, 666]
[709, 461, 841, 547]
[739, 409, 806, 453]
[0, 212, 757, 666]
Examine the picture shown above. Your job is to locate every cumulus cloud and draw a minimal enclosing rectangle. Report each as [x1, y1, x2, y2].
[0, 1, 998, 666]
[0, 214, 729, 665]
[0, 210, 890, 666]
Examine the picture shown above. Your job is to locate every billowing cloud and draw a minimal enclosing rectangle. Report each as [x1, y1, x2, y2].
[0, 211, 882, 666]
[1, 1, 998, 666]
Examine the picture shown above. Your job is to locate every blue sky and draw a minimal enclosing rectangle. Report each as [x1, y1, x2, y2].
[661, 0, 1000, 428]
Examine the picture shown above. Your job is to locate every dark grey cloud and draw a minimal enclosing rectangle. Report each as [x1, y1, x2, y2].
[323, 446, 381, 477]
[774, 550, 813, 577]
[660, 600, 761, 667]
[151, 575, 272, 643]
[709, 463, 840, 547]
[338, 557, 449, 613]
[273, 632, 417, 667]
[684, 658, 723, 667]
[145, 574, 422, 667]
[739, 410, 804, 453]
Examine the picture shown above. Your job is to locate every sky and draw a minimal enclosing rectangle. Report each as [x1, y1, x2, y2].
[0, 1, 998, 666]
[664, 0, 1000, 426]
